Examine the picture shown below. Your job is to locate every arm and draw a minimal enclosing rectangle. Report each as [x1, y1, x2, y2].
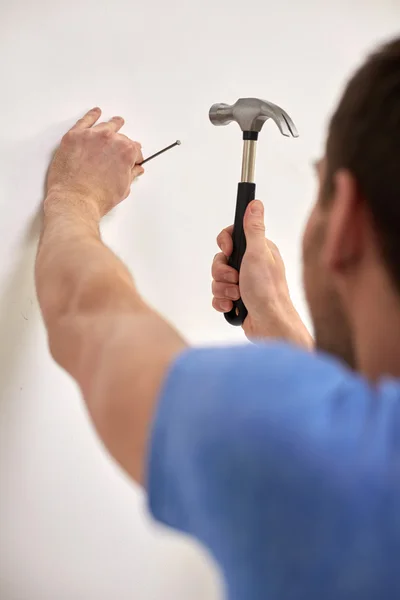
[36, 108, 186, 484]
[211, 203, 314, 347]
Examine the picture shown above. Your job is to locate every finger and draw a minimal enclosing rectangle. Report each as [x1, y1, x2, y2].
[70, 107, 102, 131]
[132, 141, 144, 165]
[132, 165, 145, 180]
[116, 136, 143, 166]
[212, 280, 240, 301]
[130, 141, 144, 179]
[212, 297, 233, 313]
[94, 116, 125, 133]
[243, 200, 266, 256]
[216, 225, 234, 257]
[211, 252, 239, 284]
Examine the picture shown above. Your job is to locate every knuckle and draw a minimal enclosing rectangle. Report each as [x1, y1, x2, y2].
[125, 141, 135, 155]
[211, 280, 220, 296]
[118, 135, 131, 147]
[214, 265, 225, 281]
[121, 143, 135, 163]
[211, 253, 225, 278]
[118, 136, 133, 150]
[100, 128, 113, 139]
[251, 221, 265, 233]
[212, 297, 232, 313]
[133, 142, 143, 161]
[62, 130, 76, 144]
[212, 297, 223, 312]
[214, 265, 228, 283]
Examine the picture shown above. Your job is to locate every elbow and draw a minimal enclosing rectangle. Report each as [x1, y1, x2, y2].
[46, 314, 89, 382]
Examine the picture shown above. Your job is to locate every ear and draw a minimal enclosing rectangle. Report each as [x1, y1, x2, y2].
[322, 169, 363, 273]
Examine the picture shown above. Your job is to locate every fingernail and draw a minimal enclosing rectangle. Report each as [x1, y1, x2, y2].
[225, 287, 239, 300]
[250, 200, 263, 216]
[221, 301, 231, 311]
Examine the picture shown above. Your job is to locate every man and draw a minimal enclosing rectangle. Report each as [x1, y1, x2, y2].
[36, 37, 400, 599]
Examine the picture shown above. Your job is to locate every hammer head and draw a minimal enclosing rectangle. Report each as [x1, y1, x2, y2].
[209, 97, 298, 137]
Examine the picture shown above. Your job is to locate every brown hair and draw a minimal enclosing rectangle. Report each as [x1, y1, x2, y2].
[325, 37, 400, 289]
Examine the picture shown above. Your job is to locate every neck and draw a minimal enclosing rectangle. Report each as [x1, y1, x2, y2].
[352, 268, 400, 382]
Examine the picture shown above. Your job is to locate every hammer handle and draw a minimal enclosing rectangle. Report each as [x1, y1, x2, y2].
[224, 182, 256, 326]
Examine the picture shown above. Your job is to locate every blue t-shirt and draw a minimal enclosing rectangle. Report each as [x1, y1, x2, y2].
[147, 343, 400, 600]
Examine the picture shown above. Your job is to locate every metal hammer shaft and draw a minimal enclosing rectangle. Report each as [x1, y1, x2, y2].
[241, 139, 257, 183]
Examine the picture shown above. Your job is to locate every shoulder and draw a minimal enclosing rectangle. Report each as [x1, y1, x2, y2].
[151, 341, 374, 476]
[163, 341, 359, 407]
[154, 342, 388, 481]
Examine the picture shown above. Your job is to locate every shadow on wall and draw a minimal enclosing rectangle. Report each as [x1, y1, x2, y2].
[0, 120, 71, 407]
[0, 210, 42, 407]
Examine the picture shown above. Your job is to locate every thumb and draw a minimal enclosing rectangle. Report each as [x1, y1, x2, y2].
[243, 200, 266, 253]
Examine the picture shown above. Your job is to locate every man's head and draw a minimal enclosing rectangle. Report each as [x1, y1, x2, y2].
[303, 37, 400, 372]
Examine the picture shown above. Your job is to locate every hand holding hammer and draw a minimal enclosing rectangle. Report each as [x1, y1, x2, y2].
[209, 98, 298, 326]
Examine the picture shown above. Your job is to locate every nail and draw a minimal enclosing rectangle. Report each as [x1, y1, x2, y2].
[221, 301, 231, 311]
[250, 200, 263, 216]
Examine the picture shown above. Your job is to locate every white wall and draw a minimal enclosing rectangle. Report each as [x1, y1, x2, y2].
[0, 1, 399, 598]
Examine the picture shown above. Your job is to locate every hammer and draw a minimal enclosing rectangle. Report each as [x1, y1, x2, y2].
[209, 98, 299, 326]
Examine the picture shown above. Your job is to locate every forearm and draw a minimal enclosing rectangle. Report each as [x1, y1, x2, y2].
[36, 193, 186, 483]
[37, 197, 142, 353]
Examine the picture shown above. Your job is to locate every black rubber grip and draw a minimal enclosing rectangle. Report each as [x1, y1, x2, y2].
[224, 182, 256, 326]
[243, 131, 259, 141]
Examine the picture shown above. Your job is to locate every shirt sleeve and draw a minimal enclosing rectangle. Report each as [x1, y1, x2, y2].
[147, 342, 390, 594]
